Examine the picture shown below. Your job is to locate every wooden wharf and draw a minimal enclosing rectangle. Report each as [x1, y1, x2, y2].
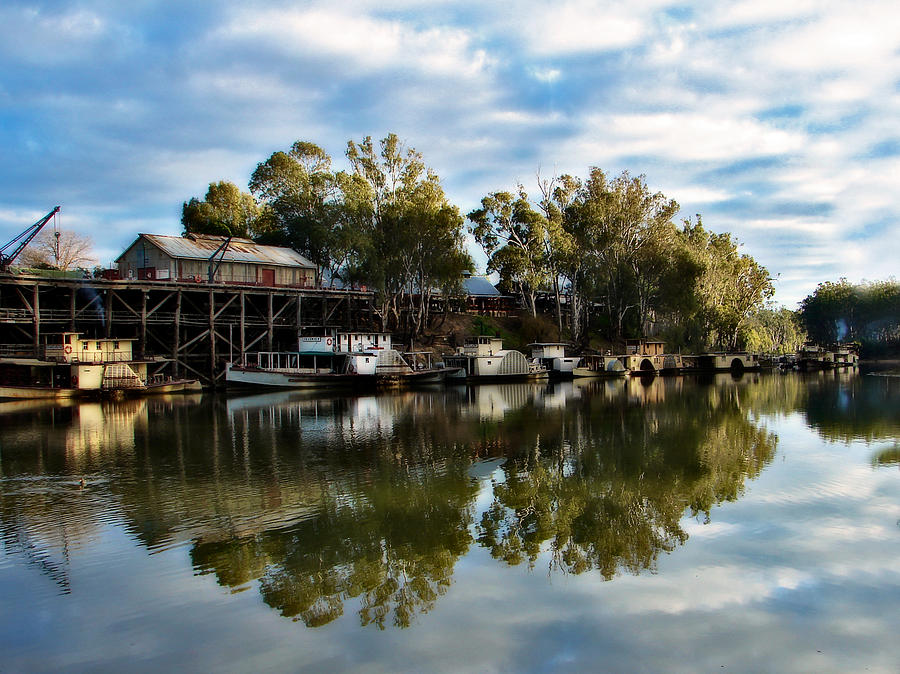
[0, 274, 375, 388]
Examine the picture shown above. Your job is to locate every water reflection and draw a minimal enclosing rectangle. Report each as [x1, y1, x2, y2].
[1, 371, 895, 631]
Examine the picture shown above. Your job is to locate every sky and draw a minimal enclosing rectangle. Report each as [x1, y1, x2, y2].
[1, 0, 898, 308]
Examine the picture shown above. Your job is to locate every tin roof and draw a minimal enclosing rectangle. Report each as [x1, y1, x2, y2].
[463, 276, 501, 297]
[117, 234, 316, 268]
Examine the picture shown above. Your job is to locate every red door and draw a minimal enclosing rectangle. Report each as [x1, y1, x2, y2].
[261, 269, 275, 286]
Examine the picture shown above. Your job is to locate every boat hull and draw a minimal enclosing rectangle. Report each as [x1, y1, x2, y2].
[226, 364, 375, 389]
[0, 385, 81, 400]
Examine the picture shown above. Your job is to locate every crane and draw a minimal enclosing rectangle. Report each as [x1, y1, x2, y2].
[0, 206, 61, 271]
[208, 235, 232, 283]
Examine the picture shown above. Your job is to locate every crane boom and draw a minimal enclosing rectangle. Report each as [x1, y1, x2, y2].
[0, 206, 61, 270]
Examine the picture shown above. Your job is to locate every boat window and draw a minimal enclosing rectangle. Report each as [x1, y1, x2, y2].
[83, 342, 88, 349]
[65, 335, 72, 345]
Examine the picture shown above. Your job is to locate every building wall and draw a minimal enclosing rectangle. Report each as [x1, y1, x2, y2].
[117, 240, 316, 286]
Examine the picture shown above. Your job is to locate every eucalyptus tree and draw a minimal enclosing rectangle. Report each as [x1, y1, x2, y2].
[564, 169, 681, 341]
[679, 217, 773, 350]
[345, 133, 472, 335]
[248, 141, 360, 287]
[536, 173, 581, 337]
[800, 278, 900, 351]
[182, 181, 260, 238]
[468, 187, 550, 318]
[741, 305, 807, 354]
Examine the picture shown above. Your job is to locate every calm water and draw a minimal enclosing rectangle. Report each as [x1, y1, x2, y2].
[1, 371, 899, 673]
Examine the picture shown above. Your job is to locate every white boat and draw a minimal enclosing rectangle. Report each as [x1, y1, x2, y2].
[227, 331, 447, 389]
[529, 343, 580, 378]
[444, 336, 549, 382]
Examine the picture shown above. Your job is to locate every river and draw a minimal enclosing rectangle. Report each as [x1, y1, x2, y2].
[1, 370, 898, 672]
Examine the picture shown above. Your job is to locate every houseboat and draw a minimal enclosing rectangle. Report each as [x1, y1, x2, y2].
[444, 336, 549, 382]
[831, 344, 859, 368]
[529, 343, 580, 378]
[618, 339, 683, 375]
[797, 344, 834, 370]
[572, 354, 628, 378]
[683, 352, 762, 373]
[226, 331, 452, 389]
[0, 332, 198, 399]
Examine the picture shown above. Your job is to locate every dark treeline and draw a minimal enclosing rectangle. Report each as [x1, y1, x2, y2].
[182, 134, 809, 352]
[800, 279, 900, 356]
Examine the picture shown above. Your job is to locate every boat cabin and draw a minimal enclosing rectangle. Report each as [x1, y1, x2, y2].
[625, 339, 666, 356]
[44, 333, 136, 364]
[337, 332, 392, 353]
[529, 342, 579, 375]
[458, 336, 504, 357]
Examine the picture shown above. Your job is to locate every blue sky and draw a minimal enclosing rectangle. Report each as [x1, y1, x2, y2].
[1, 1, 897, 308]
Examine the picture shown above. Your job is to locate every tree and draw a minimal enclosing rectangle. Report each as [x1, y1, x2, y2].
[468, 187, 549, 318]
[741, 305, 807, 354]
[678, 217, 773, 350]
[21, 229, 95, 270]
[565, 169, 681, 341]
[345, 133, 472, 335]
[249, 142, 360, 287]
[800, 278, 900, 354]
[182, 181, 260, 238]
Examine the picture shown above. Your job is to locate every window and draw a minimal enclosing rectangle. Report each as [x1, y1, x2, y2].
[83, 342, 88, 350]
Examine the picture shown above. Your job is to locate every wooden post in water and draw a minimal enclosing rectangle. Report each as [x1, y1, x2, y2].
[239, 290, 245, 365]
[32, 284, 39, 356]
[140, 290, 147, 359]
[267, 291, 273, 351]
[174, 289, 182, 378]
[209, 288, 216, 382]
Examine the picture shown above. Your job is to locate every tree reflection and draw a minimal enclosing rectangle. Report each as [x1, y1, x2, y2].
[476, 375, 778, 578]
[0, 376, 800, 626]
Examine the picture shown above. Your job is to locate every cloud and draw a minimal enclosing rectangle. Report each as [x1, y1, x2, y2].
[0, 0, 898, 306]
[216, 6, 491, 79]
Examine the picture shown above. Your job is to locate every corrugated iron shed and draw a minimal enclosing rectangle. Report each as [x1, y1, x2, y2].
[116, 234, 316, 268]
[463, 276, 501, 297]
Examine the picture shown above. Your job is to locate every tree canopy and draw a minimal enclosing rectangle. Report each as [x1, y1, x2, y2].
[184, 139, 783, 347]
[800, 278, 900, 355]
[468, 171, 773, 350]
[181, 181, 260, 238]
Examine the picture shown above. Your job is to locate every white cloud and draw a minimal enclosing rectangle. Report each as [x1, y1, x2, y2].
[217, 7, 491, 78]
[584, 111, 805, 162]
[519, 1, 662, 54]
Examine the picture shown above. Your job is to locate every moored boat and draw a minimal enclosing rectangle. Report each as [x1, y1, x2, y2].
[0, 332, 197, 399]
[572, 354, 628, 377]
[682, 352, 762, 373]
[618, 339, 683, 375]
[529, 343, 580, 378]
[444, 336, 549, 382]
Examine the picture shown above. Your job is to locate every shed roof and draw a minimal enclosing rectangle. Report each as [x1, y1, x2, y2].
[116, 234, 316, 268]
[463, 276, 501, 297]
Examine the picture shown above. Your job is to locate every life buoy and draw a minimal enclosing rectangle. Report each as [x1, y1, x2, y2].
[326, 338, 333, 346]
[71, 375, 78, 387]
[64, 345, 72, 354]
